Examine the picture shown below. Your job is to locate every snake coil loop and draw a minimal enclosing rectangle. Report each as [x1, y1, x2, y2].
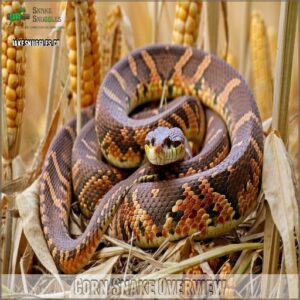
[40, 45, 264, 273]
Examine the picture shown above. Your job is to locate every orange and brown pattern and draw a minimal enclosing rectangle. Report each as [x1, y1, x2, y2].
[40, 45, 264, 273]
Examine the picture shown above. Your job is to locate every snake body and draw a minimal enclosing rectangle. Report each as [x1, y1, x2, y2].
[40, 45, 264, 273]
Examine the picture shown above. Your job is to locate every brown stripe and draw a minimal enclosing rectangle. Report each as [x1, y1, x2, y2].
[189, 55, 211, 84]
[151, 189, 160, 198]
[206, 128, 223, 145]
[86, 154, 97, 161]
[218, 78, 241, 108]
[72, 159, 82, 191]
[51, 152, 69, 187]
[207, 115, 215, 128]
[172, 48, 193, 81]
[128, 55, 138, 77]
[65, 126, 76, 141]
[111, 69, 126, 91]
[81, 138, 97, 155]
[72, 159, 82, 179]
[103, 87, 124, 107]
[232, 111, 260, 137]
[171, 113, 187, 131]
[231, 140, 244, 149]
[141, 50, 160, 83]
[158, 119, 172, 128]
[182, 102, 199, 131]
[44, 172, 64, 210]
[250, 137, 263, 162]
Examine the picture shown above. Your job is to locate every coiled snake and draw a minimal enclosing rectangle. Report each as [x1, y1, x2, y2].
[40, 45, 264, 273]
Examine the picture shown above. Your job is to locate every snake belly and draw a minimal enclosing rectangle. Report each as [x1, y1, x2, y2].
[40, 44, 264, 273]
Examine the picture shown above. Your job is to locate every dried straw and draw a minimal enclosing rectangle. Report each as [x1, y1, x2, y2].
[262, 0, 298, 297]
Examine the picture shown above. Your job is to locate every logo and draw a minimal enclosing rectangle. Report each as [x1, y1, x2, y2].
[7, 7, 30, 22]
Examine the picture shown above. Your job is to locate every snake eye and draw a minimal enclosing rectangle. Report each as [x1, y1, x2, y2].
[164, 137, 171, 147]
[173, 140, 181, 147]
[145, 139, 150, 146]
[151, 137, 155, 146]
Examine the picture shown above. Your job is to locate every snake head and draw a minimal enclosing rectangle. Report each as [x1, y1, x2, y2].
[144, 126, 186, 165]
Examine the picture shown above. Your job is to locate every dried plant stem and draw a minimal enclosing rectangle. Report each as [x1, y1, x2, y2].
[104, 235, 169, 268]
[0, 76, 2, 278]
[271, 4, 297, 142]
[44, 30, 62, 135]
[262, 0, 298, 297]
[2, 195, 13, 274]
[221, 1, 228, 59]
[1, 80, 9, 162]
[1, 81, 13, 274]
[152, 1, 159, 43]
[30, 77, 70, 183]
[239, 1, 251, 75]
[262, 208, 281, 275]
[75, 3, 82, 134]
[267, 27, 277, 76]
[204, 1, 219, 54]
[118, 243, 263, 291]
[123, 232, 134, 282]
[1, 92, 12, 274]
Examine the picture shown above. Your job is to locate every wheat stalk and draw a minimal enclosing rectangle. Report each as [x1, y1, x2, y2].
[204, 1, 219, 54]
[267, 26, 277, 76]
[74, 2, 82, 133]
[238, 1, 251, 76]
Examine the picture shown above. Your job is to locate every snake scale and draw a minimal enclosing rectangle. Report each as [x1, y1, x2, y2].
[40, 45, 264, 273]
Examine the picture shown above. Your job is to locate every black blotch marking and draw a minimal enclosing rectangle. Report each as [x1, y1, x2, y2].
[138, 220, 145, 235]
[169, 210, 184, 223]
[156, 232, 162, 237]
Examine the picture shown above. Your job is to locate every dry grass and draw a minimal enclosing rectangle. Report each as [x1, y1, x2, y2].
[1, 1, 299, 299]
